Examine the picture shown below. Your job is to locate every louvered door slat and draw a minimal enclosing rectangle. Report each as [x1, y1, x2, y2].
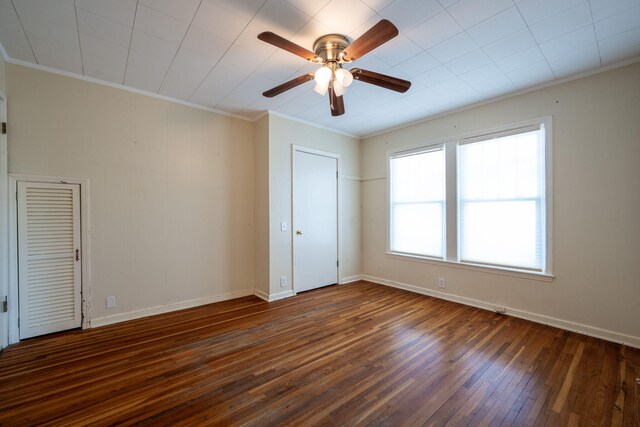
[18, 182, 81, 339]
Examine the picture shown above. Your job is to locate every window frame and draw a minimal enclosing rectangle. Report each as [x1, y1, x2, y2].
[386, 116, 554, 281]
[389, 145, 446, 259]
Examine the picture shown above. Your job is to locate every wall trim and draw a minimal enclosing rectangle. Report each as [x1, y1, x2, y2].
[362, 275, 640, 349]
[339, 275, 363, 284]
[254, 289, 270, 302]
[269, 289, 295, 302]
[254, 289, 295, 302]
[341, 174, 362, 181]
[91, 288, 255, 328]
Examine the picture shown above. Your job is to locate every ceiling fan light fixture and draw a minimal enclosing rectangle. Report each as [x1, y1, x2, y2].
[333, 79, 345, 97]
[258, 20, 409, 116]
[314, 82, 329, 96]
[313, 65, 332, 96]
[314, 66, 332, 84]
[335, 68, 353, 88]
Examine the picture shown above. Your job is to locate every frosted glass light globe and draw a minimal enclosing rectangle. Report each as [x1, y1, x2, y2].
[335, 68, 353, 87]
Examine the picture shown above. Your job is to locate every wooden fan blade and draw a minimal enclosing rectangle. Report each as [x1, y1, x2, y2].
[341, 20, 398, 62]
[351, 68, 411, 93]
[258, 32, 320, 62]
[263, 73, 315, 98]
[329, 85, 345, 116]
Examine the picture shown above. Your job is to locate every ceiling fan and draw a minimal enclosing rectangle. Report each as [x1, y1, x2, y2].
[257, 19, 411, 117]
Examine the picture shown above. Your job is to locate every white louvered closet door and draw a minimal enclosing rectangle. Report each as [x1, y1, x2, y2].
[18, 182, 81, 339]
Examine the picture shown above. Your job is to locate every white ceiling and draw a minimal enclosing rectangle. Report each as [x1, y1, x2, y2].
[1, 0, 639, 136]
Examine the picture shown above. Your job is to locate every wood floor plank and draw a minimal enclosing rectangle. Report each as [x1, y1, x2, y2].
[0, 281, 637, 426]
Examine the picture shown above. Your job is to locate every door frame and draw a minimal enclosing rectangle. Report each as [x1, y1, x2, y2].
[8, 174, 92, 344]
[291, 145, 341, 295]
[0, 92, 7, 349]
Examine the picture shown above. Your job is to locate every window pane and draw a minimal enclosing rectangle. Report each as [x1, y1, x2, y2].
[458, 130, 542, 201]
[458, 130, 544, 270]
[392, 150, 445, 203]
[459, 200, 541, 269]
[392, 202, 444, 257]
[390, 149, 445, 258]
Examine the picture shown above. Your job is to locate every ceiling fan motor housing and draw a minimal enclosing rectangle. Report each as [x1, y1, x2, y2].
[313, 34, 350, 63]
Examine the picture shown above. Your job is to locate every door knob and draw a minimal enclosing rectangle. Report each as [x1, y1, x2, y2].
[296, 230, 303, 235]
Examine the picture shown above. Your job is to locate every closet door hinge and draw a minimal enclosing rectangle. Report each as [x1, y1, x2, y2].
[1, 122, 6, 134]
[1, 296, 7, 313]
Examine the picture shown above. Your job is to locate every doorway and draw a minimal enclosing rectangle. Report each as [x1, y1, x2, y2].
[17, 181, 82, 339]
[292, 147, 339, 293]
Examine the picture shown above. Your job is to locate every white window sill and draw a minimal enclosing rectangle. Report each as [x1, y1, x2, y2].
[385, 251, 555, 282]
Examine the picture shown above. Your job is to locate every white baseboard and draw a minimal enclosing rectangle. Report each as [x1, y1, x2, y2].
[362, 275, 640, 349]
[339, 275, 363, 284]
[254, 289, 295, 302]
[254, 289, 270, 302]
[90, 288, 255, 328]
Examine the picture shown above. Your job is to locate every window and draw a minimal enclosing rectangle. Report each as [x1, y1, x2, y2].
[389, 148, 445, 258]
[388, 118, 552, 276]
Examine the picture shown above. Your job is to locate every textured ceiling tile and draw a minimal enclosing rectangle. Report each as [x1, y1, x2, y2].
[594, 4, 640, 40]
[75, 0, 137, 27]
[77, 8, 132, 48]
[134, 4, 189, 44]
[139, 0, 200, 24]
[379, 0, 443, 32]
[466, 6, 526, 46]
[598, 27, 640, 64]
[407, 10, 462, 50]
[284, 0, 331, 16]
[159, 47, 219, 100]
[446, 0, 513, 28]
[191, 0, 250, 43]
[315, 0, 376, 34]
[80, 32, 128, 83]
[0, 4, 36, 62]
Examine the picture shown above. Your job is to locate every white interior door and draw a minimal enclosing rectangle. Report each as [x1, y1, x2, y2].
[293, 149, 338, 293]
[17, 182, 81, 339]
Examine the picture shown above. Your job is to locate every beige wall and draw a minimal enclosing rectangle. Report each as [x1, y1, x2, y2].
[7, 64, 255, 323]
[268, 114, 361, 296]
[361, 62, 640, 346]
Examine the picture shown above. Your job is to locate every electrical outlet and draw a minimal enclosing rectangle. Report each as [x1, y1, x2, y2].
[280, 276, 287, 288]
[106, 296, 116, 309]
[280, 221, 287, 231]
[438, 277, 445, 289]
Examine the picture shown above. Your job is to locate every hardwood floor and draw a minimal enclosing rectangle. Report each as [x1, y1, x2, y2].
[0, 281, 638, 426]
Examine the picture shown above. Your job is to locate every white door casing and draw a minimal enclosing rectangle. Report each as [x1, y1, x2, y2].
[0, 94, 7, 349]
[17, 182, 82, 339]
[292, 147, 338, 293]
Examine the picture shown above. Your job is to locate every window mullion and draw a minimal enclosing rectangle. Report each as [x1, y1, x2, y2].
[445, 141, 457, 262]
